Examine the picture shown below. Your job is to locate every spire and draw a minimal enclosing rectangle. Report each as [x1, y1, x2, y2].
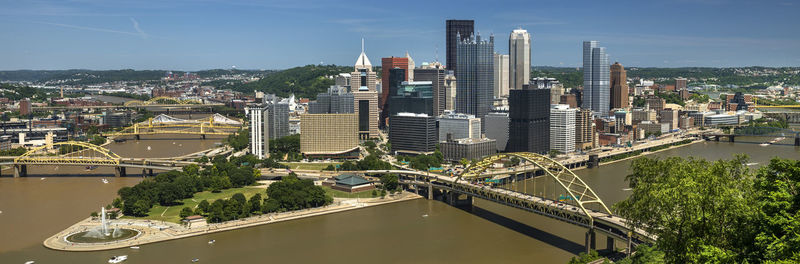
[354, 38, 372, 71]
[361, 38, 365, 53]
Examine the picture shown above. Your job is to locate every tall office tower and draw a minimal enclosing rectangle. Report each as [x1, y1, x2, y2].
[19, 99, 32, 116]
[300, 113, 359, 158]
[445, 72, 457, 110]
[575, 108, 594, 150]
[265, 95, 290, 139]
[506, 85, 550, 154]
[387, 81, 434, 117]
[610, 62, 629, 109]
[493, 53, 510, 98]
[380, 67, 408, 128]
[350, 39, 378, 139]
[405, 51, 415, 81]
[353, 90, 379, 140]
[675, 77, 688, 91]
[455, 33, 494, 120]
[484, 112, 509, 152]
[530, 77, 562, 104]
[550, 104, 576, 153]
[446, 19, 474, 75]
[309, 86, 354, 114]
[582, 41, 610, 116]
[248, 107, 269, 159]
[389, 113, 437, 155]
[415, 62, 447, 116]
[437, 110, 481, 142]
[380, 56, 410, 109]
[509, 28, 531, 90]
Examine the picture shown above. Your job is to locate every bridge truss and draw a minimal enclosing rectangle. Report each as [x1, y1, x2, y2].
[458, 152, 613, 222]
[103, 113, 242, 137]
[123, 96, 203, 107]
[14, 141, 121, 166]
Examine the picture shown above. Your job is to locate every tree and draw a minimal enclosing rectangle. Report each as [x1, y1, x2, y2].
[548, 149, 562, 158]
[614, 155, 755, 263]
[112, 198, 123, 209]
[248, 193, 262, 214]
[90, 211, 99, 218]
[380, 174, 399, 191]
[616, 245, 665, 264]
[131, 200, 151, 217]
[179, 207, 194, 219]
[750, 158, 800, 263]
[208, 199, 225, 223]
[198, 200, 210, 214]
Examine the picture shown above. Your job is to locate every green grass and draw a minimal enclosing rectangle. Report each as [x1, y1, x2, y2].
[282, 162, 341, 171]
[322, 186, 376, 199]
[124, 186, 266, 223]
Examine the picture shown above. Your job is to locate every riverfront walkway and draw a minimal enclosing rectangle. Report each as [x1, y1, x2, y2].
[44, 193, 421, 251]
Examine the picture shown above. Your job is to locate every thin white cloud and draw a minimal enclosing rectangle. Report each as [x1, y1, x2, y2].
[130, 17, 147, 39]
[36, 21, 144, 37]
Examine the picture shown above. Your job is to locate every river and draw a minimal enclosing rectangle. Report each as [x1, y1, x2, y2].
[0, 136, 797, 263]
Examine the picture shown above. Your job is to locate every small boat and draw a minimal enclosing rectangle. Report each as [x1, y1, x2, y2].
[421, 214, 429, 218]
[108, 255, 127, 263]
[147, 146, 151, 151]
[40, 177, 45, 180]
[192, 259, 200, 262]
[759, 143, 770, 147]
[622, 188, 633, 191]
[102, 179, 109, 184]
[129, 246, 139, 249]
[25, 261, 35, 264]
[208, 239, 215, 244]
[746, 162, 759, 166]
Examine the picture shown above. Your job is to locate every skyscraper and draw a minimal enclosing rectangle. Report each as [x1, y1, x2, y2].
[350, 39, 379, 139]
[264, 95, 290, 139]
[550, 104, 576, 153]
[509, 28, 531, 90]
[380, 56, 409, 109]
[389, 113, 437, 155]
[387, 81, 434, 117]
[380, 66, 408, 128]
[248, 107, 269, 159]
[582, 41, 610, 116]
[507, 85, 550, 154]
[610, 62, 629, 109]
[575, 108, 594, 150]
[493, 53, 509, 98]
[456, 33, 494, 120]
[309, 86, 354, 114]
[414, 62, 447, 116]
[405, 51, 415, 81]
[446, 19, 474, 75]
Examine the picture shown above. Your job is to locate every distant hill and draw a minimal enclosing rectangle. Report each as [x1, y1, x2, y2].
[0, 69, 273, 84]
[232, 64, 353, 99]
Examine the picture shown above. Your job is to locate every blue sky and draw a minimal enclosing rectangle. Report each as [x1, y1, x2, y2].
[0, 0, 798, 70]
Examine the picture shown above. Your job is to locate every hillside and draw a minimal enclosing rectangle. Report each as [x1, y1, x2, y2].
[234, 64, 352, 99]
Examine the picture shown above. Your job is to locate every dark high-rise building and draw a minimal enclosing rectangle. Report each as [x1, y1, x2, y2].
[388, 81, 434, 117]
[731, 92, 748, 111]
[446, 19, 474, 75]
[388, 113, 437, 155]
[380, 57, 409, 109]
[414, 63, 447, 116]
[380, 68, 407, 128]
[610, 62, 629, 109]
[455, 32, 494, 120]
[507, 85, 550, 154]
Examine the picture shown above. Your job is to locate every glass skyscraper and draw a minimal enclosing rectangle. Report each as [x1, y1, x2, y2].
[446, 20, 474, 75]
[582, 41, 610, 117]
[455, 33, 494, 121]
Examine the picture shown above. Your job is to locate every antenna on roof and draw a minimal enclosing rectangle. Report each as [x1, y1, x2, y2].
[361, 38, 365, 53]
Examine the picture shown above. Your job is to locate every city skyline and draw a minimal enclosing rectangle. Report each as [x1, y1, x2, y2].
[1, 0, 799, 70]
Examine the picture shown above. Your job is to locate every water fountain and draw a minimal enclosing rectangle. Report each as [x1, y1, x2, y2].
[65, 207, 140, 243]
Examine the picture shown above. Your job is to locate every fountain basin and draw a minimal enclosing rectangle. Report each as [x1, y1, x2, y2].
[65, 228, 140, 244]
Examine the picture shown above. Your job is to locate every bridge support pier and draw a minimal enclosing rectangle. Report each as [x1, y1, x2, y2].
[627, 231, 633, 257]
[606, 236, 615, 252]
[135, 135, 140, 140]
[115, 167, 126, 177]
[795, 136, 799, 146]
[427, 184, 433, 200]
[13, 165, 27, 178]
[729, 135, 735, 142]
[585, 228, 596, 254]
[202, 134, 206, 139]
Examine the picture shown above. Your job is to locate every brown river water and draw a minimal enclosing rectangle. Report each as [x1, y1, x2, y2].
[0, 136, 797, 263]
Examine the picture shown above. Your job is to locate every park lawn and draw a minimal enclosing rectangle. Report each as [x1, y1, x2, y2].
[322, 186, 376, 199]
[282, 162, 341, 171]
[124, 186, 266, 223]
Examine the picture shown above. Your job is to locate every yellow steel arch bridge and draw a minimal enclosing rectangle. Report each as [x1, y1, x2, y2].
[102, 114, 242, 137]
[14, 141, 121, 166]
[123, 96, 203, 107]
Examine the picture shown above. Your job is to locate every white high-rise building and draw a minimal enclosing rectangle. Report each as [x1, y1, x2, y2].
[248, 107, 269, 159]
[509, 28, 531, 90]
[550, 104, 576, 153]
[405, 51, 415, 81]
[493, 53, 510, 98]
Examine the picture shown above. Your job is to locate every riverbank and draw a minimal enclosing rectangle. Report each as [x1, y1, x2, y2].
[43, 192, 422, 252]
[579, 138, 704, 169]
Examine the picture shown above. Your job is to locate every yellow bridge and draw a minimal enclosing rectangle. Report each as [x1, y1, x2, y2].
[123, 96, 203, 107]
[3, 141, 194, 177]
[103, 113, 242, 138]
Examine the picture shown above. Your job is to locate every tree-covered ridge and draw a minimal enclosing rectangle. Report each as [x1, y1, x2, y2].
[233, 64, 352, 99]
[0, 69, 273, 84]
[614, 156, 800, 263]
